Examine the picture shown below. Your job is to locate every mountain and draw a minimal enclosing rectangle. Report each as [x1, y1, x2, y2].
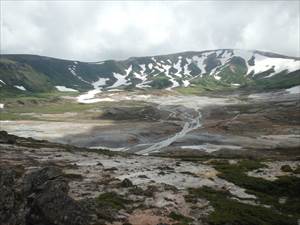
[0, 49, 299, 95]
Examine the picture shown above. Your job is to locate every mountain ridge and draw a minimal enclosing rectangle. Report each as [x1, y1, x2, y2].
[1, 49, 299, 95]
[3, 48, 299, 62]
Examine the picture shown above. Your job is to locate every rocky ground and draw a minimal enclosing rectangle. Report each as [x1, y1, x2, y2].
[1, 129, 300, 225]
[1, 89, 300, 225]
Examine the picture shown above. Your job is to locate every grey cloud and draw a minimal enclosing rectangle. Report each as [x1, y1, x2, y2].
[1, 1, 299, 61]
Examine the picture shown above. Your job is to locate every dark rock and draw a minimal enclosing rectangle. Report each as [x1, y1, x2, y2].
[104, 167, 118, 171]
[0, 166, 90, 225]
[26, 182, 87, 225]
[121, 178, 133, 187]
[23, 167, 63, 195]
[0, 130, 17, 144]
[137, 175, 149, 179]
[144, 185, 159, 197]
[80, 198, 118, 223]
[158, 171, 166, 176]
[128, 186, 144, 195]
[175, 162, 181, 167]
[96, 162, 103, 166]
[25, 167, 89, 225]
[156, 166, 174, 171]
[281, 165, 293, 173]
[0, 168, 25, 225]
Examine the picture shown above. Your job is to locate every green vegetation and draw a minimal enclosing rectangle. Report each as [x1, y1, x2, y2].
[217, 57, 250, 85]
[0, 112, 36, 121]
[250, 70, 300, 90]
[186, 186, 296, 225]
[176, 76, 235, 95]
[96, 192, 131, 210]
[169, 212, 193, 225]
[0, 58, 53, 92]
[150, 74, 173, 89]
[208, 160, 300, 221]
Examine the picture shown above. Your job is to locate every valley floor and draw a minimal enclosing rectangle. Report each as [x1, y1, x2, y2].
[0, 88, 300, 225]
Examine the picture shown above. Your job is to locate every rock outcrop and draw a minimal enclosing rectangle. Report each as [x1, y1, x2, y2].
[0, 166, 89, 225]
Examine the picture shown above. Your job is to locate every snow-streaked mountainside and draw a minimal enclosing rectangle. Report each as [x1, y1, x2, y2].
[0, 49, 299, 94]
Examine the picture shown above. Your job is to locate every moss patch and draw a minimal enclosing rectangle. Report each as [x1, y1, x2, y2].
[210, 160, 300, 220]
[96, 192, 131, 210]
[169, 212, 193, 225]
[186, 186, 296, 225]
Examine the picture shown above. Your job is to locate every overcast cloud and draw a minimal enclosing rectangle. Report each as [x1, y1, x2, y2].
[1, 1, 299, 61]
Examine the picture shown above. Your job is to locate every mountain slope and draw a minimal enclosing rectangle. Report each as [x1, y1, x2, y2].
[1, 49, 299, 94]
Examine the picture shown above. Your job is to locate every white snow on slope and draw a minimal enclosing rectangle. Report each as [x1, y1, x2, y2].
[162, 64, 180, 90]
[92, 77, 109, 88]
[77, 89, 102, 103]
[140, 64, 146, 73]
[182, 80, 190, 87]
[68, 64, 90, 84]
[125, 65, 132, 75]
[192, 55, 206, 75]
[77, 77, 109, 103]
[219, 50, 234, 65]
[246, 54, 299, 76]
[110, 73, 130, 88]
[148, 63, 153, 70]
[214, 75, 221, 80]
[173, 58, 182, 77]
[0, 79, 6, 85]
[14, 85, 26, 91]
[55, 86, 78, 92]
[134, 64, 149, 88]
[286, 85, 300, 94]
[183, 62, 192, 76]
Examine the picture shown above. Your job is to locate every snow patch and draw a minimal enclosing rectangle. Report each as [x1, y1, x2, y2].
[68, 64, 90, 84]
[148, 63, 153, 70]
[92, 77, 109, 89]
[14, 85, 26, 91]
[110, 72, 131, 88]
[286, 85, 300, 94]
[55, 86, 78, 92]
[182, 80, 190, 87]
[248, 54, 300, 76]
[192, 55, 206, 75]
[214, 75, 221, 80]
[77, 77, 110, 103]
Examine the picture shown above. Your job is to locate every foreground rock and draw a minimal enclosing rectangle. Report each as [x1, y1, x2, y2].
[0, 166, 89, 225]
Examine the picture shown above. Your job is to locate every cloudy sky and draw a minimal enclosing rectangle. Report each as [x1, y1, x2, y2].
[1, 1, 299, 61]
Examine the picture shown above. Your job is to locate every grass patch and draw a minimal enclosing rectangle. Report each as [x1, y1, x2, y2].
[210, 160, 300, 219]
[186, 186, 296, 225]
[0, 112, 37, 120]
[169, 212, 193, 225]
[176, 76, 236, 95]
[96, 192, 131, 210]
